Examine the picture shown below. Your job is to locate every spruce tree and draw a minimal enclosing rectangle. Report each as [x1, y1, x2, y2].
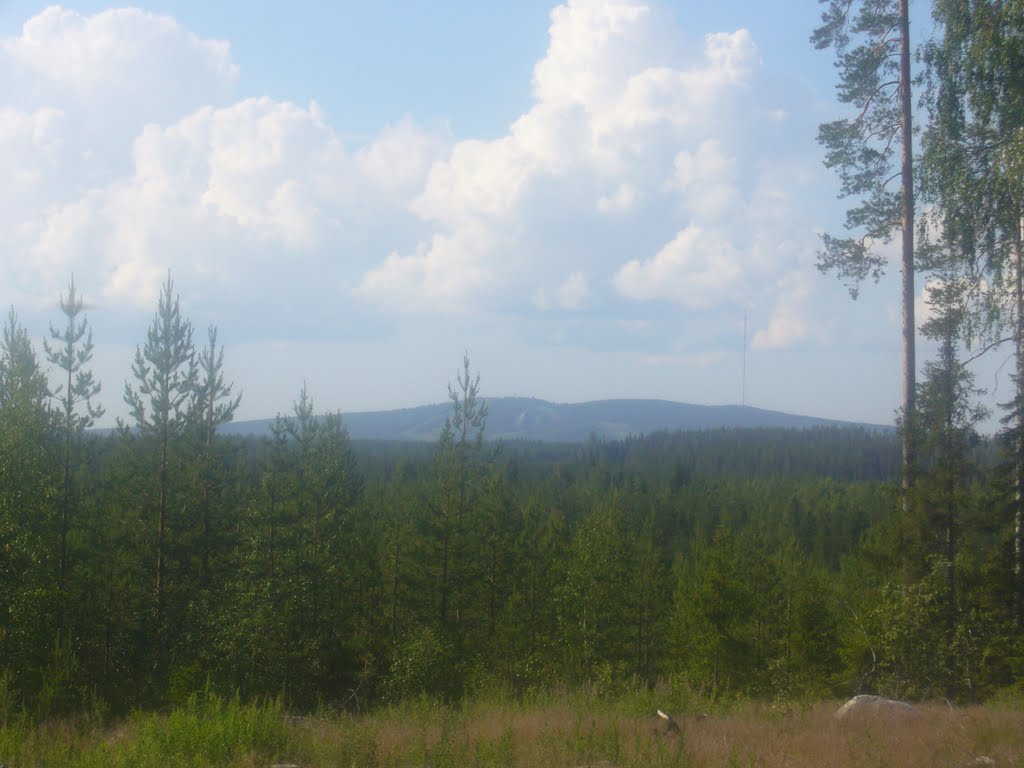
[913, 278, 986, 628]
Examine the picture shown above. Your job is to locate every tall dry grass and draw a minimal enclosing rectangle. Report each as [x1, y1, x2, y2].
[2, 692, 1021, 767]
[287, 697, 1024, 767]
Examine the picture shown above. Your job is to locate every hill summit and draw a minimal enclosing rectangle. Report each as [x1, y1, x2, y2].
[220, 397, 890, 442]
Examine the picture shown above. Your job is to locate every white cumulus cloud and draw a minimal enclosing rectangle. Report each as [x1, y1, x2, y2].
[1, 0, 831, 364]
[752, 271, 822, 350]
[357, 0, 770, 313]
[614, 226, 742, 310]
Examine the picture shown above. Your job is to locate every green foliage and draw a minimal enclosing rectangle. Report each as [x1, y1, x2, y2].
[33, 637, 85, 720]
[559, 496, 635, 680]
[921, 0, 1024, 284]
[811, 0, 911, 297]
[192, 325, 241, 587]
[672, 528, 756, 695]
[114, 692, 289, 767]
[45, 277, 105, 640]
[0, 318, 57, 713]
[192, 326, 240, 444]
[920, 0, 1024, 632]
[0, 307, 51, 412]
[428, 354, 490, 637]
[45, 277, 104, 433]
[383, 625, 458, 703]
[122, 273, 197, 437]
[0, 670, 16, 727]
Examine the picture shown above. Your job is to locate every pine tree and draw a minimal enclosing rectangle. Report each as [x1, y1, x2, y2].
[1, 308, 50, 411]
[43, 277, 103, 634]
[192, 326, 240, 586]
[813, 0, 918, 512]
[122, 274, 197, 630]
[430, 354, 488, 637]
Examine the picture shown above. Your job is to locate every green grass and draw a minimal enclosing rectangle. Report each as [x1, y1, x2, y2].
[1, 692, 291, 768]
[2, 690, 1023, 767]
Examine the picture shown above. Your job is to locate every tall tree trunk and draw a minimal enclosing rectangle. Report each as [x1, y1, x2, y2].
[58, 386, 71, 639]
[945, 355, 957, 630]
[488, 540, 498, 639]
[389, 534, 401, 644]
[1015, 215, 1024, 631]
[201, 404, 213, 587]
[201, 480, 210, 586]
[157, 434, 167, 620]
[440, 523, 450, 631]
[899, 0, 916, 516]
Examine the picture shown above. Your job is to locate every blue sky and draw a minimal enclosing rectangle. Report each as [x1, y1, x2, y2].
[2, 0, 1007, 430]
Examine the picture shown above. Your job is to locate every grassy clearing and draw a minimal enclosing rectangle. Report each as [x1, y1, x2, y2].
[1, 691, 1022, 767]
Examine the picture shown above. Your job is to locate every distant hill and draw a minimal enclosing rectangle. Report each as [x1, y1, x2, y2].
[219, 397, 891, 443]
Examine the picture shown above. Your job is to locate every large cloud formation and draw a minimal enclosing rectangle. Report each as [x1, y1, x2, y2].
[1, 1, 832, 376]
[360, 3, 818, 331]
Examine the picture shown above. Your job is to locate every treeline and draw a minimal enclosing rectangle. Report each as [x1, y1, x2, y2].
[350, 425, 902, 487]
[1, 276, 1022, 722]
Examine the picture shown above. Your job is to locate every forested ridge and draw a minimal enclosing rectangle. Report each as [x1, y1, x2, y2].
[0, 276, 1021, 723]
[222, 397, 885, 443]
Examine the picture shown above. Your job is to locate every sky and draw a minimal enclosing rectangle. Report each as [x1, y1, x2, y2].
[0, 0, 1010, 430]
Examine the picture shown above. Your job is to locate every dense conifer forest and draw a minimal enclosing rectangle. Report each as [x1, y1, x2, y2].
[1, 277, 1021, 723]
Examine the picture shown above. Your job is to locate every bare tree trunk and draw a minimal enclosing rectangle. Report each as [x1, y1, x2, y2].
[899, 0, 916, 516]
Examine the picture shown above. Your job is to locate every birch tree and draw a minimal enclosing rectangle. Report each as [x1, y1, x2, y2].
[921, 0, 1024, 627]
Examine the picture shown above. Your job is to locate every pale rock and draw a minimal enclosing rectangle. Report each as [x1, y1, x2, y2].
[835, 694, 917, 721]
